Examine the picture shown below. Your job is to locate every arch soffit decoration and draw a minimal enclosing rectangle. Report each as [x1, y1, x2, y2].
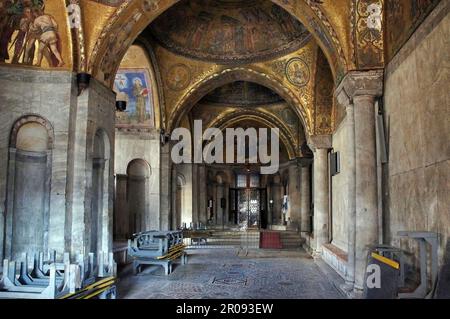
[206, 110, 299, 158]
[88, 0, 348, 85]
[215, 115, 297, 160]
[168, 68, 312, 136]
[10, 115, 55, 150]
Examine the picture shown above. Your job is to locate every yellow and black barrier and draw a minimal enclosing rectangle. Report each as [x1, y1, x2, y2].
[59, 276, 116, 299]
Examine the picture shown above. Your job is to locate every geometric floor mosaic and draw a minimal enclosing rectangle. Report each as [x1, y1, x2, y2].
[117, 248, 344, 299]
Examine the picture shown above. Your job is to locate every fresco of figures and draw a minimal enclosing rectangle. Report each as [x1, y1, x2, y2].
[114, 69, 155, 128]
[150, 0, 311, 64]
[0, 0, 64, 67]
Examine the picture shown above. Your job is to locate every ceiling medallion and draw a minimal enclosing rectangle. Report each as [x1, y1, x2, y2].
[285, 57, 310, 87]
[166, 64, 191, 91]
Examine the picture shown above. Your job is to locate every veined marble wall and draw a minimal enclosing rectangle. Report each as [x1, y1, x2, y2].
[331, 119, 351, 252]
[0, 67, 73, 261]
[114, 131, 161, 231]
[0, 66, 116, 261]
[384, 1, 449, 265]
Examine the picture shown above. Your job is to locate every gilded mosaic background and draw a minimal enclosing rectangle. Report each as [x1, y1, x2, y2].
[385, 0, 441, 61]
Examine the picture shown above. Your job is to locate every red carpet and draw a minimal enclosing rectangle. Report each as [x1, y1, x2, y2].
[259, 231, 282, 249]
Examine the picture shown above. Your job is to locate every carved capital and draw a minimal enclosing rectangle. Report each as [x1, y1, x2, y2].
[299, 157, 313, 167]
[334, 70, 384, 107]
[308, 135, 332, 150]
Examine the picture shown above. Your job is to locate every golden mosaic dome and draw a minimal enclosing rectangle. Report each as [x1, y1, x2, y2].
[149, 0, 311, 64]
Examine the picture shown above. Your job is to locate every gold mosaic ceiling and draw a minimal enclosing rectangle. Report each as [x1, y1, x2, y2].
[149, 0, 312, 64]
[200, 81, 283, 106]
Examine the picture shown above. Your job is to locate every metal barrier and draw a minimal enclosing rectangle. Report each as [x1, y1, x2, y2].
[397, 231, 438, 299]
[0, 251, 117, 299]
[362, 231, 439, 299]
[128, 230, 187, 275]
[363, 248, 401, 299]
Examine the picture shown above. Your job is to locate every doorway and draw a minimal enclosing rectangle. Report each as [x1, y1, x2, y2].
[230, 188, 267, 229]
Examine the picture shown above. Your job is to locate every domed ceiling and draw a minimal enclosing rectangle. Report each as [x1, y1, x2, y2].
[201, 81, 283, 106]
[149, 0, 312, 64]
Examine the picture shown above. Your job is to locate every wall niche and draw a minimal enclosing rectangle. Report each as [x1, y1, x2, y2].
[5, 116, 54, 260]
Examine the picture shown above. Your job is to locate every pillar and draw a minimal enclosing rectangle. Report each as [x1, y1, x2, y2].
[216, 183, 225, 227]
[171, 166, 178, 229]
[224, 183, 230, 226]
[267, 183, 273, 226]
[288, 161, 301, 228]
[335, 70, 383, 292]
[160, 144, 171, 231]
[198, 165, 207, 224]
[310, 137, 331, 255]
[300, 161, 312, 233]
[353, 94, 379, 290]
[272, 181, 283, 225]
[192, 164, 199, 224]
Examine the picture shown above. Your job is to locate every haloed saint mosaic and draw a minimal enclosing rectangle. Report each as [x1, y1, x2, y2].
[114, 69, 155, 128]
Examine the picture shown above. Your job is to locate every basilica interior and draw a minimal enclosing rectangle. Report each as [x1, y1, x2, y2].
[0, 0, 449, 300]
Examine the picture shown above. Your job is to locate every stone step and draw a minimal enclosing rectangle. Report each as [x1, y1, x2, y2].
[280, 232, 305, 249]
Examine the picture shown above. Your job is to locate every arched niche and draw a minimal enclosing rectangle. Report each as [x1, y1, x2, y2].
[126, 159, 151, 235]
[91, 129, 111, 255]
[5, 116, 54, 260]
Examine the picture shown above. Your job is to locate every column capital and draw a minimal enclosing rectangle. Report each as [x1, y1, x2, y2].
[298, 157, 313, 167]
[308, 135, 331, 151]
[335, 70, 384, 108]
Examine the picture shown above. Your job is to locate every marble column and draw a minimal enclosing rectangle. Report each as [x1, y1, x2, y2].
[216, 183, 225, 227]
[300, 161, 312, 233]
[160, 144, 171, 231]
[335, 70, 383, 292]
[353, 94, 379, 290]
[288, 161, 301, 228]
[267, 183, 273, 226]
[192, 164, 199, 224]
[224, 183, 230, 226]
[198, 165, 207, 225]
[345, 106, 357, 288]
[310, 137, 331, 255]
[272, 182, 283, 225]
[171, 166, 178, 229]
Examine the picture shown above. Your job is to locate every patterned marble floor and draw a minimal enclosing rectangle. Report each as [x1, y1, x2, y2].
[117, 248, 344, 299]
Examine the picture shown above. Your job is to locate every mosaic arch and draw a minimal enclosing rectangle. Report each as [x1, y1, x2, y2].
[87, 0, 349, 85]
[3, 1, 440, 81]
[215, 115, 296, 160]
[166, 67, 313, 137]
[206, 111, 299, 159]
